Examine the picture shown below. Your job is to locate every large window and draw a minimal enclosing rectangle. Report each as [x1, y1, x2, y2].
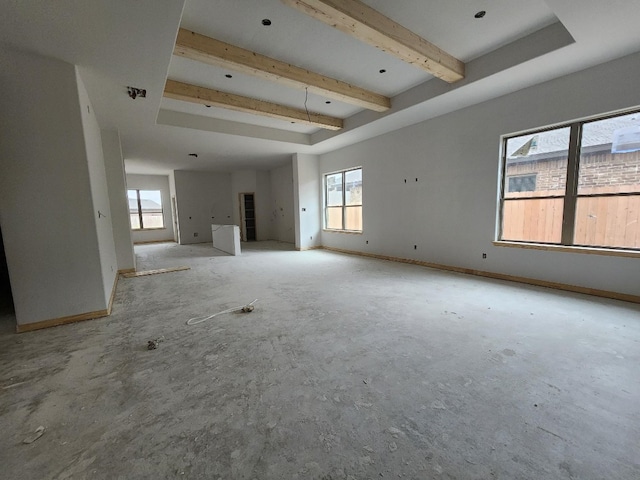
[128, 189, 165, 230]
[499, 109, 640, 251]
[325, 167, 362, 232]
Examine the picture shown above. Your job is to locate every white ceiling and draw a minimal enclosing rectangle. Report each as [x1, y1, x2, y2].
[2, 0, 640, 174]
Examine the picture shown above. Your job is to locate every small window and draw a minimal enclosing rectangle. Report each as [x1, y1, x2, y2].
[324, 167, 362, 232]
[128, 189, 164, 230]
[507, 174, 537, 193]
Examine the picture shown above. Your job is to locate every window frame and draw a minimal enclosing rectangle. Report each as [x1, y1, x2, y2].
[497, 107, 640, 253]
[323, 167, 363, 233]
[128, 189, 166, 231]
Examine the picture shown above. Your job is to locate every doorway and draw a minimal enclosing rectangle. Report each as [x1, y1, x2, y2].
[0, 225, 15, 332]
[239, 193, 257, 241]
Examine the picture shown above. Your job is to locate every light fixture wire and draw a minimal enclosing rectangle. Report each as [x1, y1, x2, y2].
[304, 87, 311, 124]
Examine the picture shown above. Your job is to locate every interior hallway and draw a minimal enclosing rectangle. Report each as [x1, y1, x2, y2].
[0, 242, 638, 479]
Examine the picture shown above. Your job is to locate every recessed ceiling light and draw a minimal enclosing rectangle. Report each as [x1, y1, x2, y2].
[225, 74, 233, 78]
[204, 105, 211, 108]
[325, 101, 331, 104]
[379, 69, 387, 74]
[474, 10, 486, 19]
[262, 18, 272, 26]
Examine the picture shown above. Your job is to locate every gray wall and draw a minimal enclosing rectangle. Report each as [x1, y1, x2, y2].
[293, 154, 321, 250]
[102, 129, 135, 272]
[315, 51, 640, 297]
[270, 162, 295, 244]
[174, 170, 233, 244]
[0, 44, 111, 325]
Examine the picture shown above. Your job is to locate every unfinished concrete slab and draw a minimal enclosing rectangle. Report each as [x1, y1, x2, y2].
[0, 242, 638, 479]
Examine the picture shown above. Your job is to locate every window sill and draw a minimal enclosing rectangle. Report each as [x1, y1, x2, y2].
[493, 241, 640, 259]
[132, 228, 167, 232]
[323, 229, 363, 235]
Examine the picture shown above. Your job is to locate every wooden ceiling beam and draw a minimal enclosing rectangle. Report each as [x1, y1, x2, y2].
[163, 79, 343, 131]
[280, 0, 465, 83]
[174, 28, 390, 112]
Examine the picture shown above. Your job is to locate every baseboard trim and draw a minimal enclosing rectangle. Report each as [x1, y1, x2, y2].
[16, 308, 110, 333]
[117, 268, 136, 274]
[296, 245, 323, 251]
[107, 272, 119, 315]
[321, 246, 640, 305]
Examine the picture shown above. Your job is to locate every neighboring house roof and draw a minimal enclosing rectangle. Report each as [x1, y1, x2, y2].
[507, 113, 640, 159]
[129, 198, 162, 211]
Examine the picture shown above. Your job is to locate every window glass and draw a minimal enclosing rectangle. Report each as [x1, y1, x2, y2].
[504, 128, 570, 199]
[324, 168, 363, 232]
[345, 169, 362, 205]
[326, 173, 343, 207]
[578, 112, 640, 195]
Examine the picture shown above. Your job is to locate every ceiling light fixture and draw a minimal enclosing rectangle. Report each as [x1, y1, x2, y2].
[325, 101, 331, 104]
[262, 18, 272, 26]
[204, 104, 211, 108]
[379, 69, 386, 73]
[127, 86, 147, 99]
[225, 74, 233, 78]
[474, 10, 486, 19]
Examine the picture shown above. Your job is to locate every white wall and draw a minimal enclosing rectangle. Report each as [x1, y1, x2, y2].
[173, 170, 233, 244]
[126, 174, 175, 244]
[293, 154, 321, 250]
[318, 51, 640, 297]
[76, 70, 118, 304]
[271, 162, 296, 244]
[0, 44, 109, 325]
[102, 129, 135, 272]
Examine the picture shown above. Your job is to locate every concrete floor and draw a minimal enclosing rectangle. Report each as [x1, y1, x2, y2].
[0, 241, 639, 479]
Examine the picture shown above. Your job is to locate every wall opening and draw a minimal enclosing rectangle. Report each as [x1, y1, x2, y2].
[0, 225, 16, 332]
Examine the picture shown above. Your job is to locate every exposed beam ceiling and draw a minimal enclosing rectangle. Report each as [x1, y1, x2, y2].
[174, 28, 391, 112]
[163, 79, 344, 130]
[280, 0, 465, 83]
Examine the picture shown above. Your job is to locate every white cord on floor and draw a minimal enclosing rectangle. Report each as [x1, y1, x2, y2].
[186, 299, 258, 326]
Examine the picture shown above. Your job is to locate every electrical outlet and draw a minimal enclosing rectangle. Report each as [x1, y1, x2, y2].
[414, 245, 417, 250]
[194, 232, 198, 237]
[482, 253, 487, 259]
[366, 240, 369, 244]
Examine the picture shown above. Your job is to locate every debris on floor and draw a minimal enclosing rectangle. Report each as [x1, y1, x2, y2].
[147, 336, 165, 350]
[23, 426, 45, 444]
[123, 266, 190, 278]
[187, 299, 258, 325]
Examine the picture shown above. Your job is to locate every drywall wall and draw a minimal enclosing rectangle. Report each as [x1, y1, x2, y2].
[77, 70, 117, 305]
[318, 50, 640, 297]
[102, 129, 135, 272]
[0, 44, 107, 325]
[126, 174, 175, 243]
[173, 170, 233, 244]
[293, 154, 321, 250]
[271, 162, 296, 244]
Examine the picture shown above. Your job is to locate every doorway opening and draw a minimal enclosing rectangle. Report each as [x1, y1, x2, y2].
[239, 193, 257, 241]
[0, 225, 16, 332]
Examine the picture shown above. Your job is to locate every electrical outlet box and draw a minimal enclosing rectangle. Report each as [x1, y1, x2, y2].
[194, 232, 198, 237]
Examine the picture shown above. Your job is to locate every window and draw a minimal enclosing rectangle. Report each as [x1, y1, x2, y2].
[324, 167, 362, 231]
[499, 109, 640, 251]
[128, 189, 165, 230]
